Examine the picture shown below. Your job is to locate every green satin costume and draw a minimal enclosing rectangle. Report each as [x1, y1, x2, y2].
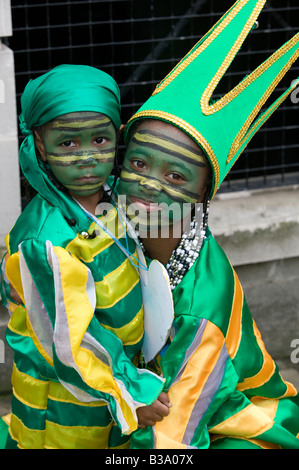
[124, 0, 299, 449]
[0, 65, 164, 449]
[131, 229, 299, 449]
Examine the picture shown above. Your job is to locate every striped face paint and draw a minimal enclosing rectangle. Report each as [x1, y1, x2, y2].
[118, 119, 210, 230]
[39, 112, 116, 196]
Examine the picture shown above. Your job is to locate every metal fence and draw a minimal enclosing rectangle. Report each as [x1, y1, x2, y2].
[3, 0, 299, 197]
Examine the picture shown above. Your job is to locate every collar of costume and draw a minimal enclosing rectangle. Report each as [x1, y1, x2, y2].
[19, 64, 121, 232]
[124, 0, 299, 199]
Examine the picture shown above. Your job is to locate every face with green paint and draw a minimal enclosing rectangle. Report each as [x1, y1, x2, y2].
[35, 111, 117, 198]
[118, 119, 211, 231]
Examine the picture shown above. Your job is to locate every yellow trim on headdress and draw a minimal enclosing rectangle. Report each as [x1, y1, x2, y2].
[127, 110, 220, 198]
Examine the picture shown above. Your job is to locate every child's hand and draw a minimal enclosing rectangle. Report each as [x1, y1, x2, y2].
[136, 392, 171, 429]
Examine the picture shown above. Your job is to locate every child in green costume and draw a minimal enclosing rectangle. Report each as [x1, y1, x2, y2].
[0, 64, 170, 449]
[118, 0, 299, 449]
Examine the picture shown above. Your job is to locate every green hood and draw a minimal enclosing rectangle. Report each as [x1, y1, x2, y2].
[19, 64, 121, 232]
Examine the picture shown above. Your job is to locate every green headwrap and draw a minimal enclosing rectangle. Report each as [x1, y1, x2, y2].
[19, 64, 121, 231]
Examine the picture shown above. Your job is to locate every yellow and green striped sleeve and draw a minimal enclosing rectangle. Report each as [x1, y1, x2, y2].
[131, 232, 299, 449]
[4, 238, 164, 436]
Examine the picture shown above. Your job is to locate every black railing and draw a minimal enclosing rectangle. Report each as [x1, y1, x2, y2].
[3, 0, 299, 199]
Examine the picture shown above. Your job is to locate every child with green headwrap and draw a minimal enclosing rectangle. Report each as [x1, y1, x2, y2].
[0, 64, 170, 449]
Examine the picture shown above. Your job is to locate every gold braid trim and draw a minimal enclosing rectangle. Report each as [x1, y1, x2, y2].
[227, 34, 299, 163]
[201, 0, 266, 114]
[152, 0, 266, 100]
[228, 87, 296, 169]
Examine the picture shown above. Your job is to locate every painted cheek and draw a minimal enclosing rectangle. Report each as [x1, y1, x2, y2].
[49, 165, 76, 185]
[48, 161, 113, 195]
[119, 180, 186, 226]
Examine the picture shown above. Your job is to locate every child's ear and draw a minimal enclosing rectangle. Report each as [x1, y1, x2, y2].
[33, 129, 47, 161]
[117, 123, 125, 137]
[116, 123, 125, 146]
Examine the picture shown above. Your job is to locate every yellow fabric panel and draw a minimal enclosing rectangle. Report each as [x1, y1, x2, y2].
[7, 305, 30, 337]
[75, 347, 137, 434]
[95, 254, 139, 309]
[52, 246, 94, 353]
[44, 419, 113, 449]
[12, 363, 49, 410]
[208, 403, 273, 438]
[155, 321, 225, 443]
[75, 347, 120, 392]
[250, 396, 279, 421]
[2, 414, 11, 426]
[237, 319, 276, 391]
[210, 434, 282, 449]
[66, 233, 114, 263]
[5, 252, 25, 304]
[6, 301, 20, 314]
[282, 382, 298, 397]
[155, 431, 188, 449]
[9, 413, 113, 449]
[101, 307, 144, 346]
[225, 270, 243, 359]
[53, 247, 117, 391]
[4, 233, 10, 255]
[48, 380, 107, 407]
[245, 438, 281, 449]
[11, 363, 106, 410]
[9, 414, 45, 449]
[94, 205, 125, 240]
[278, 376, 297, 398]
[65, 208, 125, 262]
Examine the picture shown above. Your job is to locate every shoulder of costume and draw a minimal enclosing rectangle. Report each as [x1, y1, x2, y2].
[7, 194, 78, 255]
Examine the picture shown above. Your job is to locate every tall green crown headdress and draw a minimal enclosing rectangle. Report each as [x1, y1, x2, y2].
[125, 0, 299, 198]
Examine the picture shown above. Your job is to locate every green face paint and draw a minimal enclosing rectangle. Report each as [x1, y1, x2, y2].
[40, 111, 116, 196]
[118, 120, 210, 230]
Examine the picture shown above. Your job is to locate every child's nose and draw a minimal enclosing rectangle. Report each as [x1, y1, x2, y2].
[77, 154, 97, 167]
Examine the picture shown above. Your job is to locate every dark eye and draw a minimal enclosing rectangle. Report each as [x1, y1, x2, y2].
[94, 137, 107, 145]
[131, 159, 146, 170]
[61, 140, 76, 148]
[167, 172, 185, 182]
